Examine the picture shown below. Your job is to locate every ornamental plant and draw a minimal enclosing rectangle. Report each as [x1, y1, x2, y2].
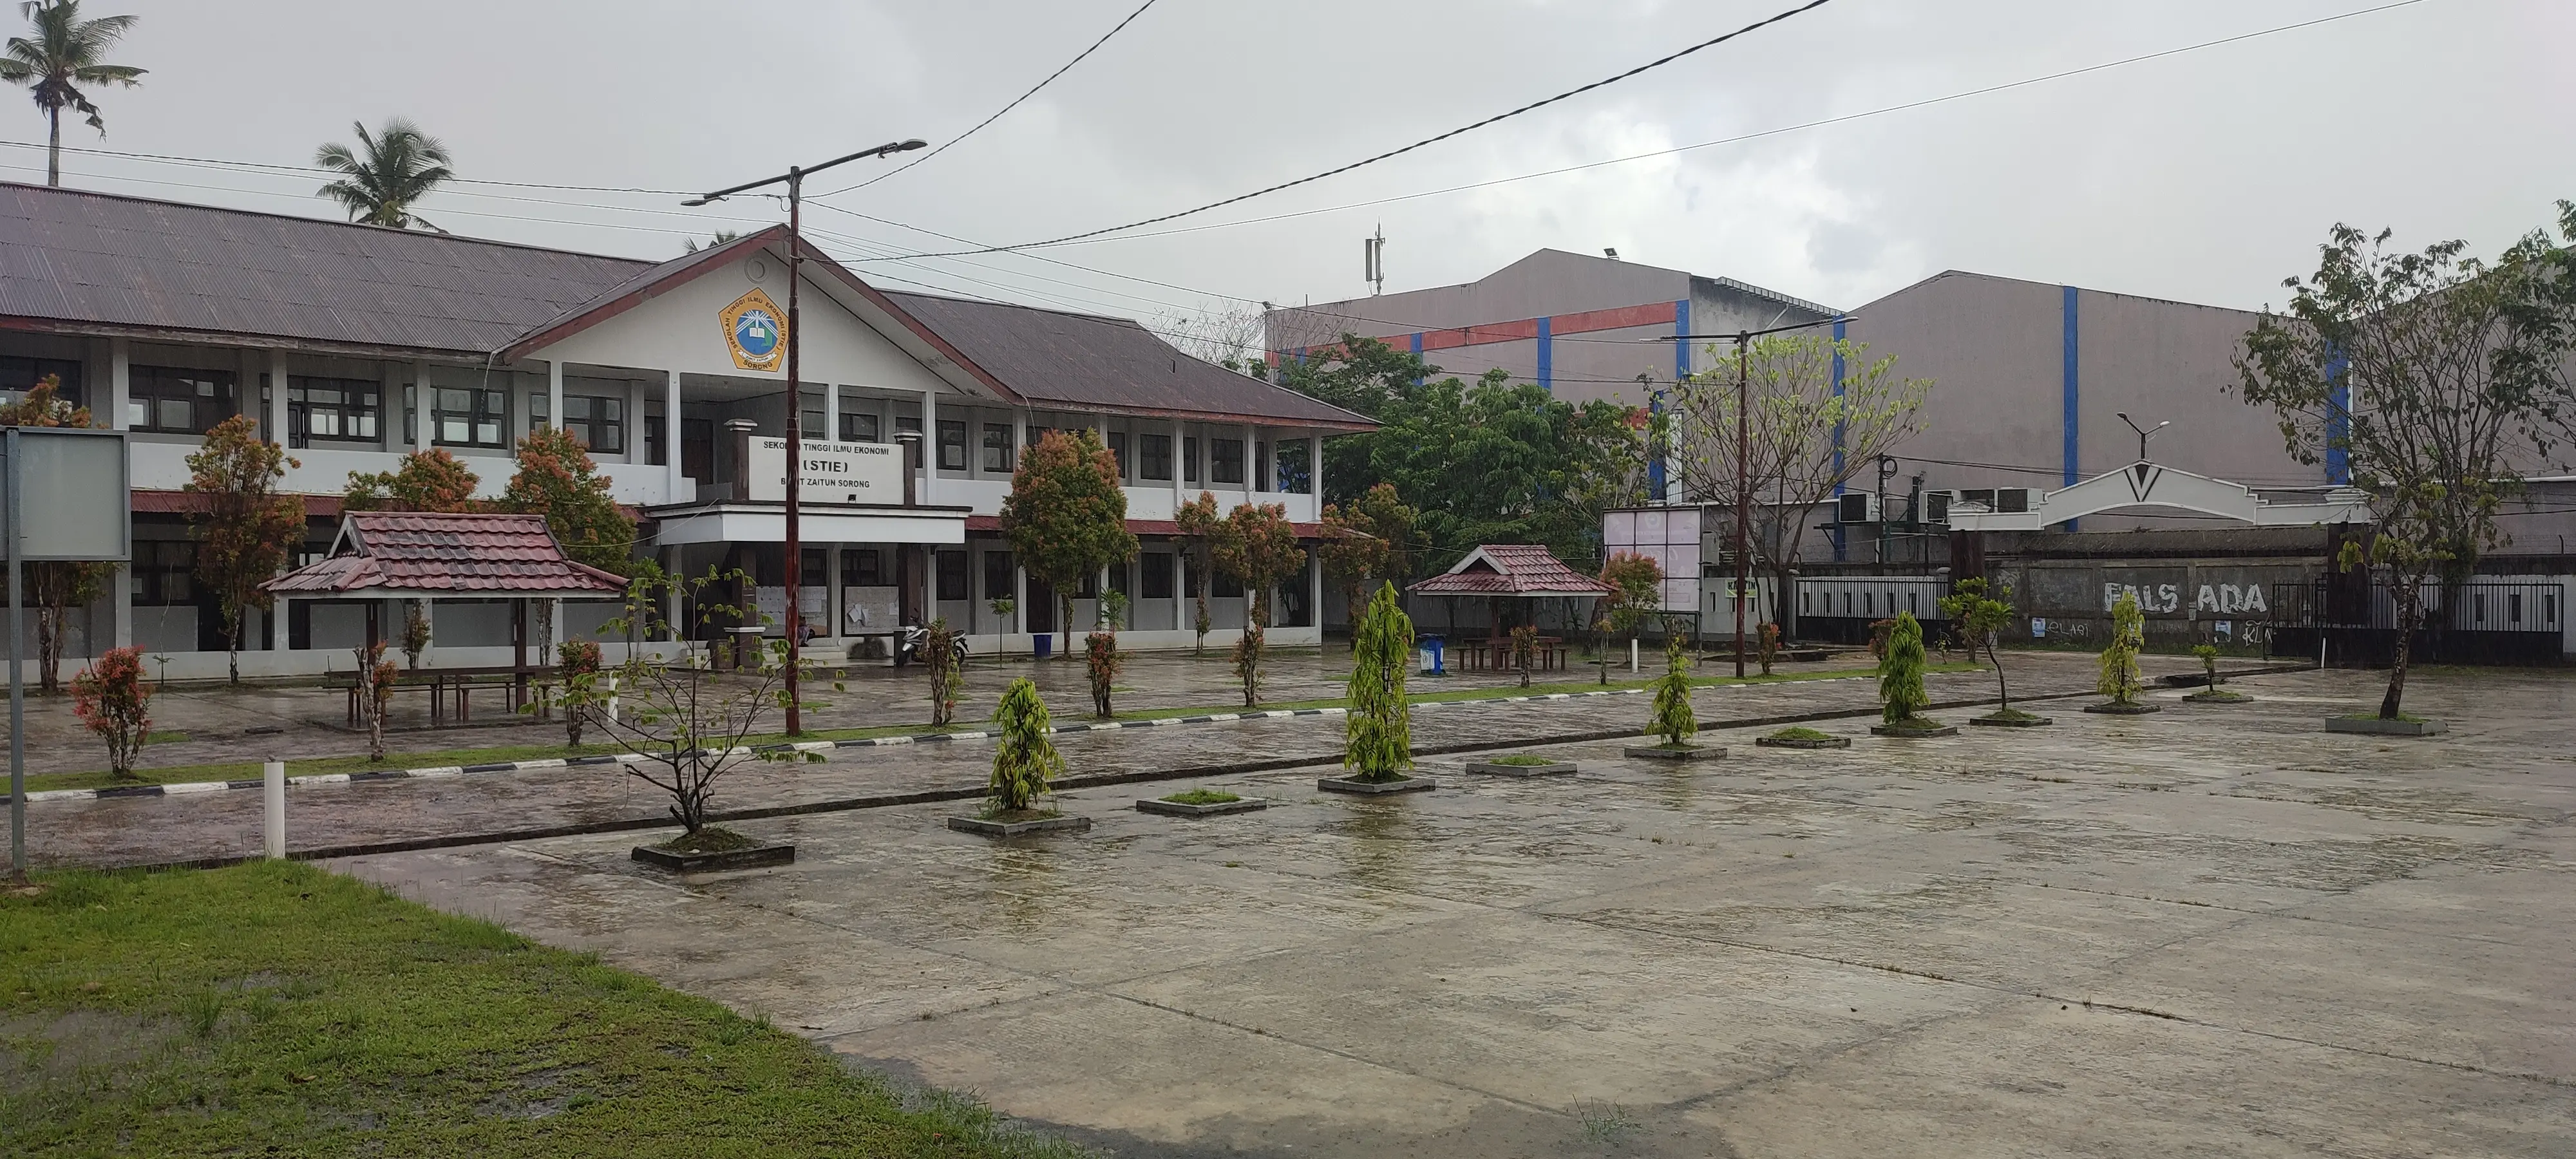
[400, 600, 431, 669]
[1343, 583, 1414, 782]
[184, 413, 305, 684]
[999, 429, 1137, 659]
[1084, 630, 1122, 719]
[1231, 622, 1265, 708]
[1173, 492, 1221, 655]
[557, 639, 601, 748]
[1213, 500, 1302, 706]
[1879, 612, 1931, 726]
[355, 641, 397, 762]
[70, 646, 152, 782]
[1940, 577, 2020, 717]
[923, 617, 963, 726]
[1648, 634, 1696, 748]
[986, 598, 1015, 665]
[988, 677, 1064, 815]
[1756, 621, 1782, 677]
[2193, 643, 2222, 688]
[2098, 592, 2146, 706]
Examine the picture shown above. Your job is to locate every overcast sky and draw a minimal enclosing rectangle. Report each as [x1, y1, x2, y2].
[10, 0, 2568, 332]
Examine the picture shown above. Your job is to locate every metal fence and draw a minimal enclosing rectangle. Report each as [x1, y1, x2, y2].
[2267, 578, 2567, 666]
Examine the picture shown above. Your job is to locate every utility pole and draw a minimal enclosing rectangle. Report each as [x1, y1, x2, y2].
[1733, 330, 1749, 679]
[685, 137, 924, 735]
[1875, 455, 1899, 567]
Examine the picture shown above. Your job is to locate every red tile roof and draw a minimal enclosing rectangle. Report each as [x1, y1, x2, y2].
[1408, 544, 1615, 598]
[266, 511, 625, 596]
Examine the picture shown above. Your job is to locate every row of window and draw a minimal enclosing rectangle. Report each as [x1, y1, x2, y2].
[916, 422, 1311, 493]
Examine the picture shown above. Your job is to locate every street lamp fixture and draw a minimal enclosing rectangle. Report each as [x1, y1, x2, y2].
[680, 136, 927, 737]
[2116, 411, 2172, 464]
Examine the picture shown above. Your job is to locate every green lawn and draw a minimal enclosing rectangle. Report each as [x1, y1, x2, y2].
[0, 862, 1086, 1158]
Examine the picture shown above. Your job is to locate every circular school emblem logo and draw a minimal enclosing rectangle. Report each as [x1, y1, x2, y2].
[719, 288, 788, 372]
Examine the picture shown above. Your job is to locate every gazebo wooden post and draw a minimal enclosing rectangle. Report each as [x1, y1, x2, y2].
[512, 598, 529, 709]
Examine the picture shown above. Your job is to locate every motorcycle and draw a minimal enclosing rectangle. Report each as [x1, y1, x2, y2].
[894, 623, 969, 668]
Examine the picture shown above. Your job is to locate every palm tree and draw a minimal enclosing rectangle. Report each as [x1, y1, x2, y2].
[0, 1, 146, 187]
[315, 118, 454, 230]
[681, 229, 741, 254]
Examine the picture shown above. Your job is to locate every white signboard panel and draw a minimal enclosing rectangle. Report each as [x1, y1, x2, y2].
[743, 437, 903, 504]
[9, 428, 129, 561]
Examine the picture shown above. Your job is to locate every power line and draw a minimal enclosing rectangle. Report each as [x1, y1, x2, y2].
[884, 0, 1839, 259]
[884, 0, 2427, 259]
[817, 0, 1164, 198]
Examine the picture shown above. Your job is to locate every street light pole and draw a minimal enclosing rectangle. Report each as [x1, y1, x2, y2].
[686, 138, 924, 736]
[1732, 330, 1750, 680]
[2116, 412, 2171, 464]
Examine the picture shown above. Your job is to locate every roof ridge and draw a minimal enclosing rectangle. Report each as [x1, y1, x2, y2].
[0, 180, 659, 269]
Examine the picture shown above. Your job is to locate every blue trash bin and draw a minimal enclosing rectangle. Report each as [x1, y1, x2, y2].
[1416, 634, 1446, 675]
[1033, 633, 1054, 660]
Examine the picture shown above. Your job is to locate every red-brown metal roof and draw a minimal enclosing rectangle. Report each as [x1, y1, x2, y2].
[1408, 544, 1613, 597]
[266, 511, 624, 596]
[963, 514, 1329, 538]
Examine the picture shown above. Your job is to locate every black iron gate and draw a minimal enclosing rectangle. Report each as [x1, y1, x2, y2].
[2267, 578, 2567, 666]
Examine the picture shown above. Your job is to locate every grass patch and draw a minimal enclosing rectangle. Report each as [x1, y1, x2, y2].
[1484, 754, 1560, 767]
[1765, 726, 1835, 742]
[1979, 707, 2048, 722]
[2338, 711, 2429, 723]
[1881, 717, 1947, 732]
[0, 862, 1089, 1157]
[1159, 788, 1242, 806]
[650, 826, 760, 854]
[974, 806, 1065, 824]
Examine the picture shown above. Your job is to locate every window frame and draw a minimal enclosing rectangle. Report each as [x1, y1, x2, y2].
[1209, 437, 1245, 485]
[841, 410, 882, 444]
[432, 386, 509, 449]
[129, 365, 238, 435]
[286, 376, 382, 449]
[980, 423, 1015, 473]
[1137, 432, 1173, 481]
[936, 419, 967, 471]
[936, 551, 969, 601]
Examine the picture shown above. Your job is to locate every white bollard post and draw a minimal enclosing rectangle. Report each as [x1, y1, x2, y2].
[605, 675, 620, 723]
[1629, 638, 1640, 674]
[263, 759, 285, 860]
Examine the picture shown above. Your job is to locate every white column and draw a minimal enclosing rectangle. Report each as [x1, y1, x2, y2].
[918, 387, 938, 505]
[1307, 545, 1323, 633]
[623, 379, 642, 463]
[267, 350, 290, 448]
[106, 337, 129, 431]
[411, 363, 429, 452]
[824, 384, 840, 447]
[1243, 423, 1260, 498]
[108, 337, 132, 648]
[545, 359, 564, 434]
[1171, 418, 1185, 505]
[665, 369, 685, 503]
[1171, 550, 1185, 634]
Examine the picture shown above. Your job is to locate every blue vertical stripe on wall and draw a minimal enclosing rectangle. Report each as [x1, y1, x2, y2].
[1409, 332, 1425, 386]
[1654, 300, 1685, 502]
[1830, 316, 1847, 562]
[1673, 299, 1690, 381]
[1536, 316, 1553, 393]
[2324, 346, 2351, 485]
[2061, 285, 2080, 531]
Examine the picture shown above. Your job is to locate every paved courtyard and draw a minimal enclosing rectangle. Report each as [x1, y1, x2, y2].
[332, 666, 2576, 1157]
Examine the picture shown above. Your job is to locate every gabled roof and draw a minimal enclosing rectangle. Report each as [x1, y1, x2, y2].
[267, 511, 625, 598]
[0, 182, 649, 354]
[1408, 544, 1614, 597]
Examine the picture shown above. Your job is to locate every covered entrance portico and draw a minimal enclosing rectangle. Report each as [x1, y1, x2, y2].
[651, 501, 967, 657]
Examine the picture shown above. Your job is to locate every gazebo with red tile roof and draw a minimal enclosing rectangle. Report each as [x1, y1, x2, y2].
[1406, 545, 1613, 670]
[267, 511, 627, 676]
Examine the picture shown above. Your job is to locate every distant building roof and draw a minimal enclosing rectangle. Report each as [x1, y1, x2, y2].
[884, 290, 1376, 431]
[0, 182, 649, 355]
[1408, 544, 1614, 598]
[267, 511, 625, 598]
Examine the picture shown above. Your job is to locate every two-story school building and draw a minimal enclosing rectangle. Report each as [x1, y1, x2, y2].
[0, 182, 1371, 679]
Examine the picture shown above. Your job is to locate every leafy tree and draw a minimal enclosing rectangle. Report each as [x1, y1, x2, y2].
[1084, 630, 1122, 719]
[1596, 552, 1665, 668]
[316, 117, 454, 230]
[1647, 635, 1696, 748]
[1342, 583, 1414, 782]
[2098, 592, 2145, 707]
[343, 448, 479, 513]
[999, 429, 1137, 659]
[2192, 643, 2221, 687]
[1282, 337, 1646, 571]
[556, 639, 601, 748]
[1317, 482, 1416, 650]
[1940, 577, 2018, 716]
[69, 644, 148, 780]
[1508, 623, 1538, 688]
[0, 377, 111, 692]
[681, 229, 742, 255]
[504, 426, 634, 576]
[1212, 501, 1299, 707]
[987, 677, 1063, 815]
[354, 641, 395, 762]
[1671, 332, 1931, 626]
[1756, 621, 1781, 677]
[1879, 611, 1930, 726]
[2234, 205, 2576, 720]
[1173, 491, 1221, 655]
[923, 617, 963, 726]
[0, 1, 143, 187]
[185, 414, 305, 684]
[399, 600, 431, 669]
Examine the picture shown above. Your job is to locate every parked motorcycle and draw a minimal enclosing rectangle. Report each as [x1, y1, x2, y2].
[894, 623, 969, 668]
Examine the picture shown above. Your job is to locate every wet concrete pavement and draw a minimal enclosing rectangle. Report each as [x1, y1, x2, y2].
[26, 654, 2145, 869]
[332, 664, 2576, 1157]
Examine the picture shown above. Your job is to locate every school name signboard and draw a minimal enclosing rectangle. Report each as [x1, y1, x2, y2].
[743, 438, 903, 504]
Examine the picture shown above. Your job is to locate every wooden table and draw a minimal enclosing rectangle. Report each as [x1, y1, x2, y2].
[344, 664, 553, 726]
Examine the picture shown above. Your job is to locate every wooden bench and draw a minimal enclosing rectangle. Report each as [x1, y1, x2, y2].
[343, 665, 553, 727]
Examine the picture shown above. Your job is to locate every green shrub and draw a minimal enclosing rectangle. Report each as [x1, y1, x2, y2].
[1766, 726, 1833, 742]
[1649, 635, 1697, 746]
[1161, 788, 1242, 805]
[1343, 583, 1415, 782]
[2099, 593, 2146, 706]
[988, 678, 1063, 815]
[1879, 612, 1930, 725]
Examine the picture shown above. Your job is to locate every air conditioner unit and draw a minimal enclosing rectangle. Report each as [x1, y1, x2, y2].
[1995, 487, 2034, 514]
[1919, 491, 1951, 525]
[1958, 488, 1996, 510]
[1835, 493, 1877, 523]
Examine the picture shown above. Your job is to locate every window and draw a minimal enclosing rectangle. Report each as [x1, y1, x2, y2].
[801, 548, 828, 589]
[1210, 438, 1244, 485]
[800, 394, 824, 440]
[129, 540, 194, 605]
[1141, 552, 1174, 599]
[1025, 424, 1054, 451]
[936, 419, 967, 471]
[645, 414, 665, 466]
[1108, 431, 1129, 479]
[1137, 433, 1173, 481]
[532, 393, 623, 453]
[981, 424, 1014, 473]
[129, 366, 236, 435]
[433, 386, 507, 448]
[842, 548, 884, 587]
[1275, 438, 1312, 494]
[1184, 436, 1199, 484]
[1212, 570, 1244, 599]
[983, 551, 1015, 600]
[0, 356, 82, 411]
[936, 551, 969, 601]
[842, 411, 881, 443]
[286, 377, 380, 448]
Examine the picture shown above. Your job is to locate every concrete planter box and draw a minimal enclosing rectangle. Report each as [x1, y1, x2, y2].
[1754, 735, 1850, 749]
[2183, 691, 2253, 704]
[1622, 744, 1725, 761]
[1969, 713, 2055, 728]
[629, 842, 796, 872]
[1870, 724, 1958, 738]
[2324, 715, 2447, 737]
[946, 813, 1094, 837]
[1463, 758, 1579, 777]
[2082, 702, 2163, 715]
[1318, 775, 1437, 795]
[1136, 796, 1270, 817]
